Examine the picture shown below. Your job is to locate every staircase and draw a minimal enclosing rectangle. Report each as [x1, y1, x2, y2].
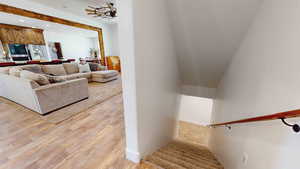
[142, 140, 223, 169]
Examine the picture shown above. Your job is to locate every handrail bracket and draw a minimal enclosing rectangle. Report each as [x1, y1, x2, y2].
[280, 118, 300, 133]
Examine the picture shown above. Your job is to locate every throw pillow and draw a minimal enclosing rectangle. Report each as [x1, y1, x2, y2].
[88, 63, 99, 71]
[63, 63, 79, 74]
[45, 75, 67, 83]
[20, 70, 50, 85]
[0, 67, 9, 74]
[9, 67, 23, 77]
[29, 81, 40, 89]
[98, 65, 108, 71]
[21, 65, 43, 74]
[41, 64, 67, 76]
[78, 63, 91, 73]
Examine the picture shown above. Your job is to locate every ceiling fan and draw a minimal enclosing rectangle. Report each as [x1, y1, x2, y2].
[85, 2, 117, 19]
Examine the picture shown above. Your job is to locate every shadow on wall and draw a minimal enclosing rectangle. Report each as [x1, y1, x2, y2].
[209, 119, 299, 169]
[177, 94, 213, 126]
[176, 94, 214, 146]
[181, 85, 216, 99]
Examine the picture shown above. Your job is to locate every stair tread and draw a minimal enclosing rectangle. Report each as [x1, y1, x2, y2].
[156, 149, 222, 168]
[139, 161, 163, 169]
[143, 141, 224, 169]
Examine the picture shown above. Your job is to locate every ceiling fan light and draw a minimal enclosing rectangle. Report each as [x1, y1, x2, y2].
[85, 1, 117, 19]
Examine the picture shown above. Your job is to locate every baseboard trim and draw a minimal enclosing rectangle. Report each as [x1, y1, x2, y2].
[126, 149, 141, 163]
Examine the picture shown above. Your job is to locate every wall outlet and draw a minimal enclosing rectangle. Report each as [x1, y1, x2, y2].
[242, 153, 248, 165]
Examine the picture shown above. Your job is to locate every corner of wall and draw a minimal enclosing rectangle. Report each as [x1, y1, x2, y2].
[181, 85, 216, 99]
[126, 148, 141, 163]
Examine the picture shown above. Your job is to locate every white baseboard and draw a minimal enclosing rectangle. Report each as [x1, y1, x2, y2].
[126, 149, 141, 163]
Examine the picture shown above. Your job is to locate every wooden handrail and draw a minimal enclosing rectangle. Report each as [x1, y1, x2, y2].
[210, 109, 300, 127]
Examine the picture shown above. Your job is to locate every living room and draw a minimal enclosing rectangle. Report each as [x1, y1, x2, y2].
[0, 2, 123, 110]
[0, 1, 129, 168]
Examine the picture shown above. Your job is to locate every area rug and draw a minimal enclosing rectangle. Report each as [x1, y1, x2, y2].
[41, 77, 123, 124]
[0, 77, 122, 124]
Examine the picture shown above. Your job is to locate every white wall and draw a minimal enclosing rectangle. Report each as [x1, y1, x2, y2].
[178, 95, 213, 126]
[210, 0, 300, 169]
[110, 24, 120, 56]
[117, 0, 139, 162]
[43, 31, 95, 60]
[118, 0, 180, 162]
[103, 24, 120, 56]
[134, 0, 180, 159]
[90, 37, 100, 54]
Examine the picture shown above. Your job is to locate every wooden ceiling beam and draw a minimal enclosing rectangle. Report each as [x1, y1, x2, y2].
[0, 3, 106, 61]
[0, 3, 100, 31]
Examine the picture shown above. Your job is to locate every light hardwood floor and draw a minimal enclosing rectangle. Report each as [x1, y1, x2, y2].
[0, 94, 150, 169]
[0, 92, 222, 169]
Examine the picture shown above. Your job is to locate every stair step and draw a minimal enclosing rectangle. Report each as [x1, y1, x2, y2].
[139, 160, 168, 169]
[162, 145, 217, 161]
[168, 141, 216, 158]
[157, 149, 223, 168]
[143, 141, 223, 169]
[145, 155, 187, 169]
[139, 161, 163, 169]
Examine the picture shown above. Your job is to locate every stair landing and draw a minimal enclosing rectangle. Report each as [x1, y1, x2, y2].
[142, 141, 223, 169]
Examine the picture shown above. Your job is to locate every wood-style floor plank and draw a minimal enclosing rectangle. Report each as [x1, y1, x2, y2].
[0, 94, 153, 169]
[0, 92, 219, 169]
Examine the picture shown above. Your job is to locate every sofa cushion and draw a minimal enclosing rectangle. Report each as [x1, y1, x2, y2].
[92, 75, 118, 83]
[41, 64, 67, 76]
[63, 63, 79, 74]
[0, 67, 9, 74]
[20, 70, 50, 85]
[78, 63, 91, 73]
[98, 65, 107, 71]
[34, 78, 88, 114]
[45, 75, 67, 83]
[60, 72, 92, 81]
[88, 63, 99, 71]
[21, 64, 43, 74]
[77, 72, 92, 79]
[9, 67, 23, 77]
[29, 81, 41, 89]
[61, 74, 80, 81]
[92, 70, 118, 78]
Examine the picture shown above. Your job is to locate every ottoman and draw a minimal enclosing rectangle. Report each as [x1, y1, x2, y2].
[92, 70, 119, 83]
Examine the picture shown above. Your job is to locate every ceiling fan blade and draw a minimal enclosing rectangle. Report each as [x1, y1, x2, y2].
[85, 2, 117, 19]
[85, 9, 96, 12]
[87, 6, 97, 9]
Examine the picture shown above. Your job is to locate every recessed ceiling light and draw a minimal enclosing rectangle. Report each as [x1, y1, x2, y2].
[19, 19, 25, 22]
[45, 24, 50, 27]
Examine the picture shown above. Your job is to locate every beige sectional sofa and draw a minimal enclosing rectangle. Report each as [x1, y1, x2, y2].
[0, 63, 119, 115]
[41, 63, 119, 83]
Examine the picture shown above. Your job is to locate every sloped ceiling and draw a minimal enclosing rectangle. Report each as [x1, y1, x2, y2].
[167, 0, 263, 88]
